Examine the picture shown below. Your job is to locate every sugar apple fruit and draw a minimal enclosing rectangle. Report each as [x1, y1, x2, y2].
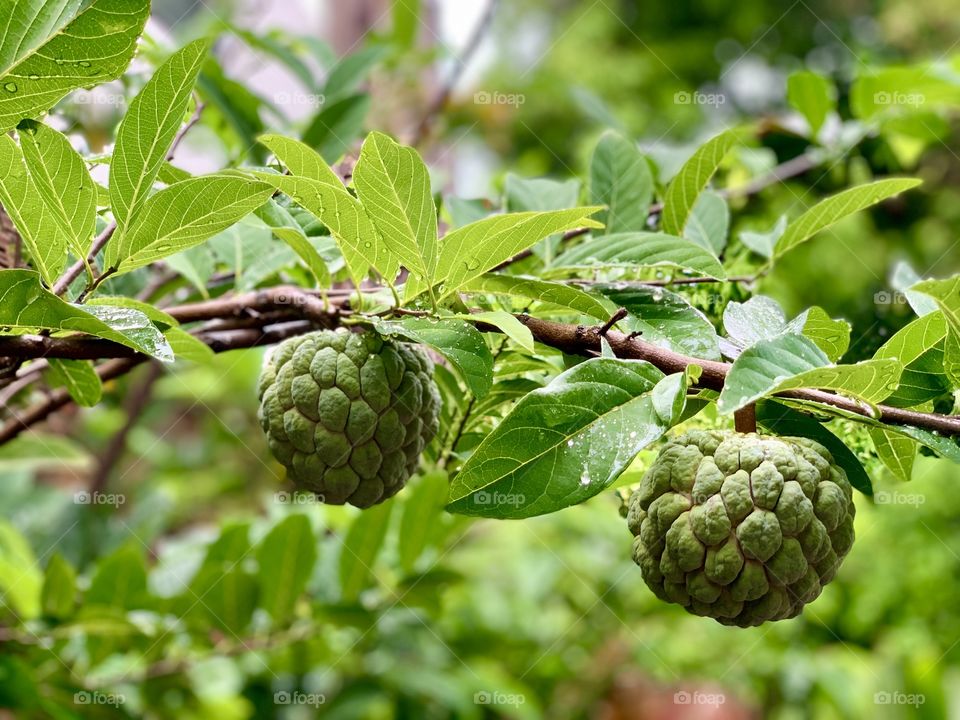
[257, 329, 441, 508]
[627, 430, 856, 627]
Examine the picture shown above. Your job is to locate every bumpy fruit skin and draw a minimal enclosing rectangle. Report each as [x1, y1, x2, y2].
[627, 430, 856, 627]
[257, 329, 441, 508]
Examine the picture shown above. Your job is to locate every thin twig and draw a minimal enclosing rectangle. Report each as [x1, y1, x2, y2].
[51, 222, 117, 297]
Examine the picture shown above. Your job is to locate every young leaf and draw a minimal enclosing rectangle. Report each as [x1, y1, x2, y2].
[684, 190, 729, 255]
[0, 269, 174, 361]
[593, 283, 721, 360]
[786, 71, 836, 136]
[739, 215, 787, 259]
[461, 311, 534, 352]
[723, 296, 788, 350]
[660, 129, 739, 235]
[375, 317, 494, 398]
[0, 0, 150, 133]
[256, 514, 317, 623]
[258, 133, 342, 186]
[0, 135, 67, 284]
[913, 276, 960, 385]
[718, 333, 903, 414]
[354, 132, 438, 285]
[433, 207, 604, 298]
[106, 175, 275, 274]
[589, 131, 654, 234]
[110, 39, 211, 233]
[46, 359, 102, 407]
[17, 120, 96, 262]
[339, 501, 393, 602]
[551, 231, 726, 279]
[869, 428, 917, 482]
[774, 178, 922, 259]
[164, 327, 215, 363]
[755, 400, 872, 494]
[447, 358, 686, 519]
[462, 274, 610, 320]
[790, 307, 851, 362]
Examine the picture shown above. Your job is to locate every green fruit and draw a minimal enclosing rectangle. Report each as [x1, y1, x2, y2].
[257, 329, 441, 508]
[627, 430, 856, 627]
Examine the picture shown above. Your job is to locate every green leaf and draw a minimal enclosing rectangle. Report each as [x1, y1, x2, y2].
[46, 359, 102, 407]
[551, 231, 726, 279]
[756, 400, 872, 494]
[432, 208, 603, 298]
[447, 358, 686, 519]
[255, 173, 396, 284]
[774, 178, 922, 259]
[462, 274, 610, 320]
[792, 307, 851, 362]
[683, 191, 729, 255]
[461, 311, 534, 352]
[255, 200, 332, 287]
[0, 269, 174, 361]
[718, 333, 902, 414]
[110, 39, 211, 234]
[0, 0, 150, 133]
[258, 133, 342, 186]
[17, 120, 96, 262]
[660, 129, 739, 235]
[0, 520, 42, 619]
[41, 554, 76, 620]
[323, 46, 386, 101]
[354, 132, 438, 285]
[787, 71, 835, 136]
[739, 215, 787, 259]
[339, 502, 393, 602]
[303, 93, 370, 163]
[375, 317, 494, 398]
[256, 514, 317, 623]
[0, 135, 67, 284]
[398, 471, 449, 573]
[593, 283, 721, 360]
[86, 545, 147, 610]
[869, 428, 917, 482]
[506, 174, 580, 213]
[913, 276, 960, 386]
[722, 296, 788, 350]
[106, 175, 275, 274]
[589, 131, 653, 234]
[86, 296, 178, 326]
[187, 523, 256, 633]
[890, 261, 938, 316]
[875, 311, 950, 406]
[164, 327, 214, 363]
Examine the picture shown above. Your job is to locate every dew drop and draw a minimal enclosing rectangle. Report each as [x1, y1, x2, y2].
[3, 82, 17, 93]
[28, 74, 39, 81]
[78, 60, 92, 68]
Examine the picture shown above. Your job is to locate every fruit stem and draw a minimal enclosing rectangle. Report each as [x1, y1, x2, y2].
[735, 404, 758, 434]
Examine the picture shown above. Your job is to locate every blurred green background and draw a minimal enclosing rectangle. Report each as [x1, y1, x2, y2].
[3, 0, 960, 718]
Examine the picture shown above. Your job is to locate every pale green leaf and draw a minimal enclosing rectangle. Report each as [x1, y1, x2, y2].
[110, 39, 210, 233]
[506, 174, 580, 213]
[774, 178, 922, 259]
[256, 515, 317, 623]
[913, 276, 960, 385]
[551, 231, 726, 279]
[461, 274, 610, 320]
[86, 296, 178, 326]
[739, 215, 787, 259]
[461, 311, 534, 352]
[0, 0, 150, 132]
[660, 129, 739, 235]
[258, 133, 342, 185]
[787, 71, 835, 136]
[339, 502, 392, 602]
[164, 327, 214, 363]
[869, 428, 917, 482]
[0, 520, 42, 618]
[788, 306, 851, 362]
[683, 190, 729, 255]
[46, 358, 102, 406]
[17, 120, 96, 261]
[108, 175, 274, 274]
[589, 131, 653, 234]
